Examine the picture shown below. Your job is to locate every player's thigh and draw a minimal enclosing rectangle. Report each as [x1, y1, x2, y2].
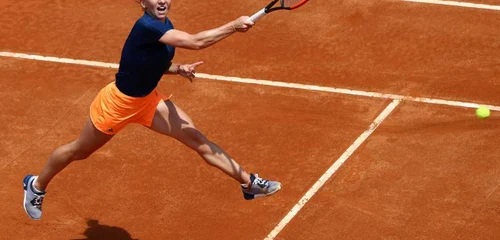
[73, 118, 114, 154]
[149, 100, 196, 138]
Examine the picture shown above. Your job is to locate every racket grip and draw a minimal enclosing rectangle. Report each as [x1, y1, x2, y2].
[249, 8, 267, 23]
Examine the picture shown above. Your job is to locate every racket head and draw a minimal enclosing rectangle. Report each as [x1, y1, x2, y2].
[266, 0, 309, 12]
[282, 0, 309, 9]
[251, 0, 309, 22]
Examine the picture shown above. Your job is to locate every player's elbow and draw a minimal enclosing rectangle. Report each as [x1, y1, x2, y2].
[189, 38, 210, 50]
[190, 41, 206, 50]
[189, 34, 214, 50]
[178, 41, 205, 50]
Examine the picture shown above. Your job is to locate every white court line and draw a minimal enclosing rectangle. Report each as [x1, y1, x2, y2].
[2, 51, 498, 111]
[404, 0, 500, 10]
[265, 100, 402, 239]
[196, 73, 500, 111]
[0, 52, 119, 69]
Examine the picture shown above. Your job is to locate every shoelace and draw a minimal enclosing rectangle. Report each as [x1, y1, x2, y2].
[253, 177, 269, 189]
[30, 195, 45, 209]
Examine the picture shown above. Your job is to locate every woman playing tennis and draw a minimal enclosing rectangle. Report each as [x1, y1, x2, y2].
[23, 0, 281, 220]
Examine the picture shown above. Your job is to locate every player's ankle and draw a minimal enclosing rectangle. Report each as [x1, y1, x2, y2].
[33, 179, 45, 193]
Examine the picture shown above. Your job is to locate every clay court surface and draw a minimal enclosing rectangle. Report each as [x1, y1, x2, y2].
[1, 0, 500, 239]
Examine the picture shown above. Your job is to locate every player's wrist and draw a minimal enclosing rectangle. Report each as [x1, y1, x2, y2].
[175, 64, 181, 74]
[229, 21, 237, 33]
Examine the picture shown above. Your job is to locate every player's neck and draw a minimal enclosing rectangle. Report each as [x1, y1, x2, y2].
[145, 11, 166, 23]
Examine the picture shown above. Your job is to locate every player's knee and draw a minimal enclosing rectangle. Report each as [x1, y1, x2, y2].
[68, 146, 95, 161]
[186, 128, 208, 145]
[185, 129, 212, 153]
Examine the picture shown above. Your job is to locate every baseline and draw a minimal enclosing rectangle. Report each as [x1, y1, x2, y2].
[1, 52, 498, 111]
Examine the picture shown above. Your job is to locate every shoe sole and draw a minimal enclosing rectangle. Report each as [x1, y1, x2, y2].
[23, 175, 41, 220]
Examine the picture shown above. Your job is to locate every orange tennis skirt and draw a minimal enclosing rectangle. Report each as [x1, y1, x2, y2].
[90, 82, 169, 135]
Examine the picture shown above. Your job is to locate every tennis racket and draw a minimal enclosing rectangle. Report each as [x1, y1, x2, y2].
[249, 0, 310, 23]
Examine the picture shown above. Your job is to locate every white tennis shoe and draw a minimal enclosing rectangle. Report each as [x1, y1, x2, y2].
[241, 173, 281, 200]
[23, 175, 45, 220]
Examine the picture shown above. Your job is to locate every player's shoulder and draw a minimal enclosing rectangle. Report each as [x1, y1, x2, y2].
[137, 13, 153, 26]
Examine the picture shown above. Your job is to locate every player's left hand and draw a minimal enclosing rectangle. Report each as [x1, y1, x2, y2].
[179, 61, 204, 82]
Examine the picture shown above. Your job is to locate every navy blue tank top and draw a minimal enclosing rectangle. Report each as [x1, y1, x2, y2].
[115, 13, 176, 97]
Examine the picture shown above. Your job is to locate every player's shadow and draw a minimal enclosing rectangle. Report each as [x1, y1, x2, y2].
[72, 219, 138, 240]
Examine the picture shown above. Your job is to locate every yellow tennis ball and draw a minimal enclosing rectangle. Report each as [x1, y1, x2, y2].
[476, 106, 490, 119]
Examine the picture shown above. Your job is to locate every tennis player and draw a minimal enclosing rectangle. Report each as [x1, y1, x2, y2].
[23, 0, 281, 220]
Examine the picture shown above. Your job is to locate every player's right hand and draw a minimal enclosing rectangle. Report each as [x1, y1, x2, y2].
[233, 16, 254, 32]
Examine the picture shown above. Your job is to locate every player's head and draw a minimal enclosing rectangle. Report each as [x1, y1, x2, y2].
[140, 0, 171, 20]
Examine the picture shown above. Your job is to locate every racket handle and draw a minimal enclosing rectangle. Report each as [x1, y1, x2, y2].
[250, 8, 267, 23]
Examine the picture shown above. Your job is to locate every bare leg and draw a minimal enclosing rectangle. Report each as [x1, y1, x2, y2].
[149, 100, 251, 185]
[35, 118, 113, 191]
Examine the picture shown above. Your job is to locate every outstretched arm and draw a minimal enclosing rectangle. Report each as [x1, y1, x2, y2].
[159, 16, 253, 50]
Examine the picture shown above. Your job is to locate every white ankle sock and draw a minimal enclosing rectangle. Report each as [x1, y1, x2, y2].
[31, 177, 44, 194]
